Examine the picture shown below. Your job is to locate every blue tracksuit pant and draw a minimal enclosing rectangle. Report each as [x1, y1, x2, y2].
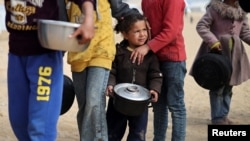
[7, 51, 63, 141]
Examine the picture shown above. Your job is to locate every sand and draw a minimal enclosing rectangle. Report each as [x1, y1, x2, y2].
[1, 1, 250, 141]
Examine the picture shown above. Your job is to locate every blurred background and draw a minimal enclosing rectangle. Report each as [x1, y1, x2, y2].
[0, 0, 211, 33]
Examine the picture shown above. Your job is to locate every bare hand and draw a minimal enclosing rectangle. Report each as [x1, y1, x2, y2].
[106, 85, 114, 97]
[210, 44, 222, 54]
[130, 44, 150, 65]
[150, 90, 158, 102]
[69, 22, 95, 44]
[69, 1, 95, 44]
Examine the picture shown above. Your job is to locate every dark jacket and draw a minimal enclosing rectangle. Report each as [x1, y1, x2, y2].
[108, 42, 163, 94]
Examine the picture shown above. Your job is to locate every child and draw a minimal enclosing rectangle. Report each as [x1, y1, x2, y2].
[4, 0, 94, 140]
[190, 0, 250, 125]
[105, 13, 163, 141]
[132, 1, 187, 140]
[66, 0, 139, 140]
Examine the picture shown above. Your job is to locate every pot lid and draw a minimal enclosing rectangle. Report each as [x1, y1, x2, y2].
[114, 83, 151, 101]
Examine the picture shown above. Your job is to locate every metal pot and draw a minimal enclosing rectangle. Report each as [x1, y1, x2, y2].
[239, 0, 250, 12]
[113, 83, 151, 116]
[192, 53, 232, 90]
[60, 75, 75, 115]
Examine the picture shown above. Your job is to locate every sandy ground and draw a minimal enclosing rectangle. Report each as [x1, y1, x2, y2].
[1, 1, 250, 141]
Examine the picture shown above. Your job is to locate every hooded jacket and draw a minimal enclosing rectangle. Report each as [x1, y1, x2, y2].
[189, 0, 250, 86]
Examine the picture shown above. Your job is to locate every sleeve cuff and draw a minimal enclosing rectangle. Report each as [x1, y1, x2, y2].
[210, 41, 221, 49]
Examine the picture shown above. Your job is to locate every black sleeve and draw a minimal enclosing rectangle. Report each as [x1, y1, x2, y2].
[108, 0, 140, 19]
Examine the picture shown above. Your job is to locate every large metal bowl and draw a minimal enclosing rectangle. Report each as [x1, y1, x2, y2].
[37, 19, 89, 52]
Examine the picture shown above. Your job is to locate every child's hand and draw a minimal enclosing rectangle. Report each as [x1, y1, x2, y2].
[210, 42, 222, 54]
[150, 90, 158, 102]
[105, 85, 114, 97]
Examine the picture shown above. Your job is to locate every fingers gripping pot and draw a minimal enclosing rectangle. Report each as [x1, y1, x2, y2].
[113, 83, 151, 116]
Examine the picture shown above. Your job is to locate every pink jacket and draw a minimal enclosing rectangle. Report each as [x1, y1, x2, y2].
[190, 0, 250, 85]
[142, 0, 186, 62]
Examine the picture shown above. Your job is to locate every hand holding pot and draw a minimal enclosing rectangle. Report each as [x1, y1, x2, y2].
[150, 90, 158, 102]
[69, 1, 95, 44]
[209, 42, 222, 54]
[70, 20, 95, 44]
[106, 85, 114, 97]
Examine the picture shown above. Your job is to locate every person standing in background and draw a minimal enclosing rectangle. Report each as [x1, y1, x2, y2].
[4, 0, 94, 140]
[190, 0, 250, 125]
[130, 0, 187, 140]
[66, 0, 139, 140]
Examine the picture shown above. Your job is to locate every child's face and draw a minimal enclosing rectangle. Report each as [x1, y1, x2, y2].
[122, 20, 148, 48]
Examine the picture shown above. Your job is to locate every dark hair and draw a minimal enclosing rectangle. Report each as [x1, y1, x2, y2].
[114, 13, 147, 34]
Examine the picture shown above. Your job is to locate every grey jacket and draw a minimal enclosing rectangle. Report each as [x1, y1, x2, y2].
[189, 0, 250, 86]
[59, 0, 139, 21]
[109, 0, 139, 19]
[94, 0, 139, 20]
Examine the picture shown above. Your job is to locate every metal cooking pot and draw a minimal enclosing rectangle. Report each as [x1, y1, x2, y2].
[239, 0, 250, 12]
[113, 83, 151, 116]
[192, 53, 232, 90]
[60, 75, 75, 115]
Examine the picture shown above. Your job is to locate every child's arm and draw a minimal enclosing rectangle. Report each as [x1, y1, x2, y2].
[210, 41, 222, 54]
[70, 0, 95, 44]
[109, 0, 140, 19]
[106, 85, 114, 97]
[196, 8, 219, 48]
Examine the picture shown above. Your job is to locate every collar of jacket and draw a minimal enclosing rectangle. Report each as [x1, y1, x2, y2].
[209, 0, 246, 20]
